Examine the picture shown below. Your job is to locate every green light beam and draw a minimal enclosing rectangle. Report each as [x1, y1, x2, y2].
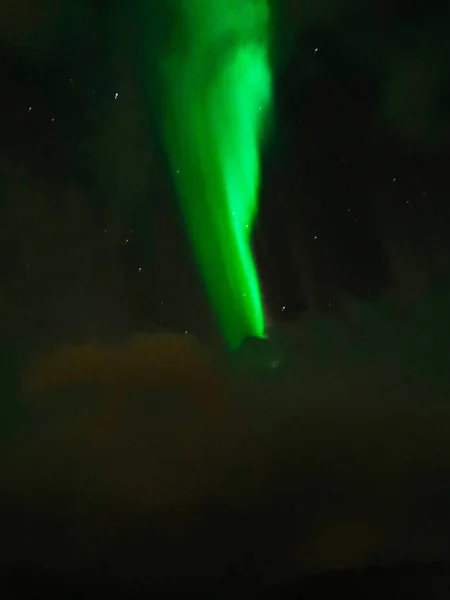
[161, 0, 272, 349]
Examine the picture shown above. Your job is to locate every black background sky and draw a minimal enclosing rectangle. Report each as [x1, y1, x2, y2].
[2, 2, 450, 598]
[1, 0, 450, 353]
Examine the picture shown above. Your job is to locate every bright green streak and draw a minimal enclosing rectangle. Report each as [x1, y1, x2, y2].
[162, 0, 272, 349]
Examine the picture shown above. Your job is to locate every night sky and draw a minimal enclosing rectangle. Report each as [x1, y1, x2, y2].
[2, 1, 450, 598]
[1, 0, 450, 350]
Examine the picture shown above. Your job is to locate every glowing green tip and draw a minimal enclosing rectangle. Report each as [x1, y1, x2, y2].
[162, 0, 272, 349]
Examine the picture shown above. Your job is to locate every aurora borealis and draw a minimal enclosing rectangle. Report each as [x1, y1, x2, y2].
[161, 0, 272, 349]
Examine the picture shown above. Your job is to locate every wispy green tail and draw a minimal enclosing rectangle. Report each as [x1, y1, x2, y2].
[161, 0, 272, 348]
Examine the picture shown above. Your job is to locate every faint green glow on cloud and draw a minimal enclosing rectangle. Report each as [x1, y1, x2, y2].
[162, 0, 272, 349]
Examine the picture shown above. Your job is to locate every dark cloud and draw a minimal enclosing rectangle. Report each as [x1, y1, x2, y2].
[2, 286, 450, 593]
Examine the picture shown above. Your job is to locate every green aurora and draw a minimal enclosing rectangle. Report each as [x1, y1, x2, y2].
[161, 0, 272, 349]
